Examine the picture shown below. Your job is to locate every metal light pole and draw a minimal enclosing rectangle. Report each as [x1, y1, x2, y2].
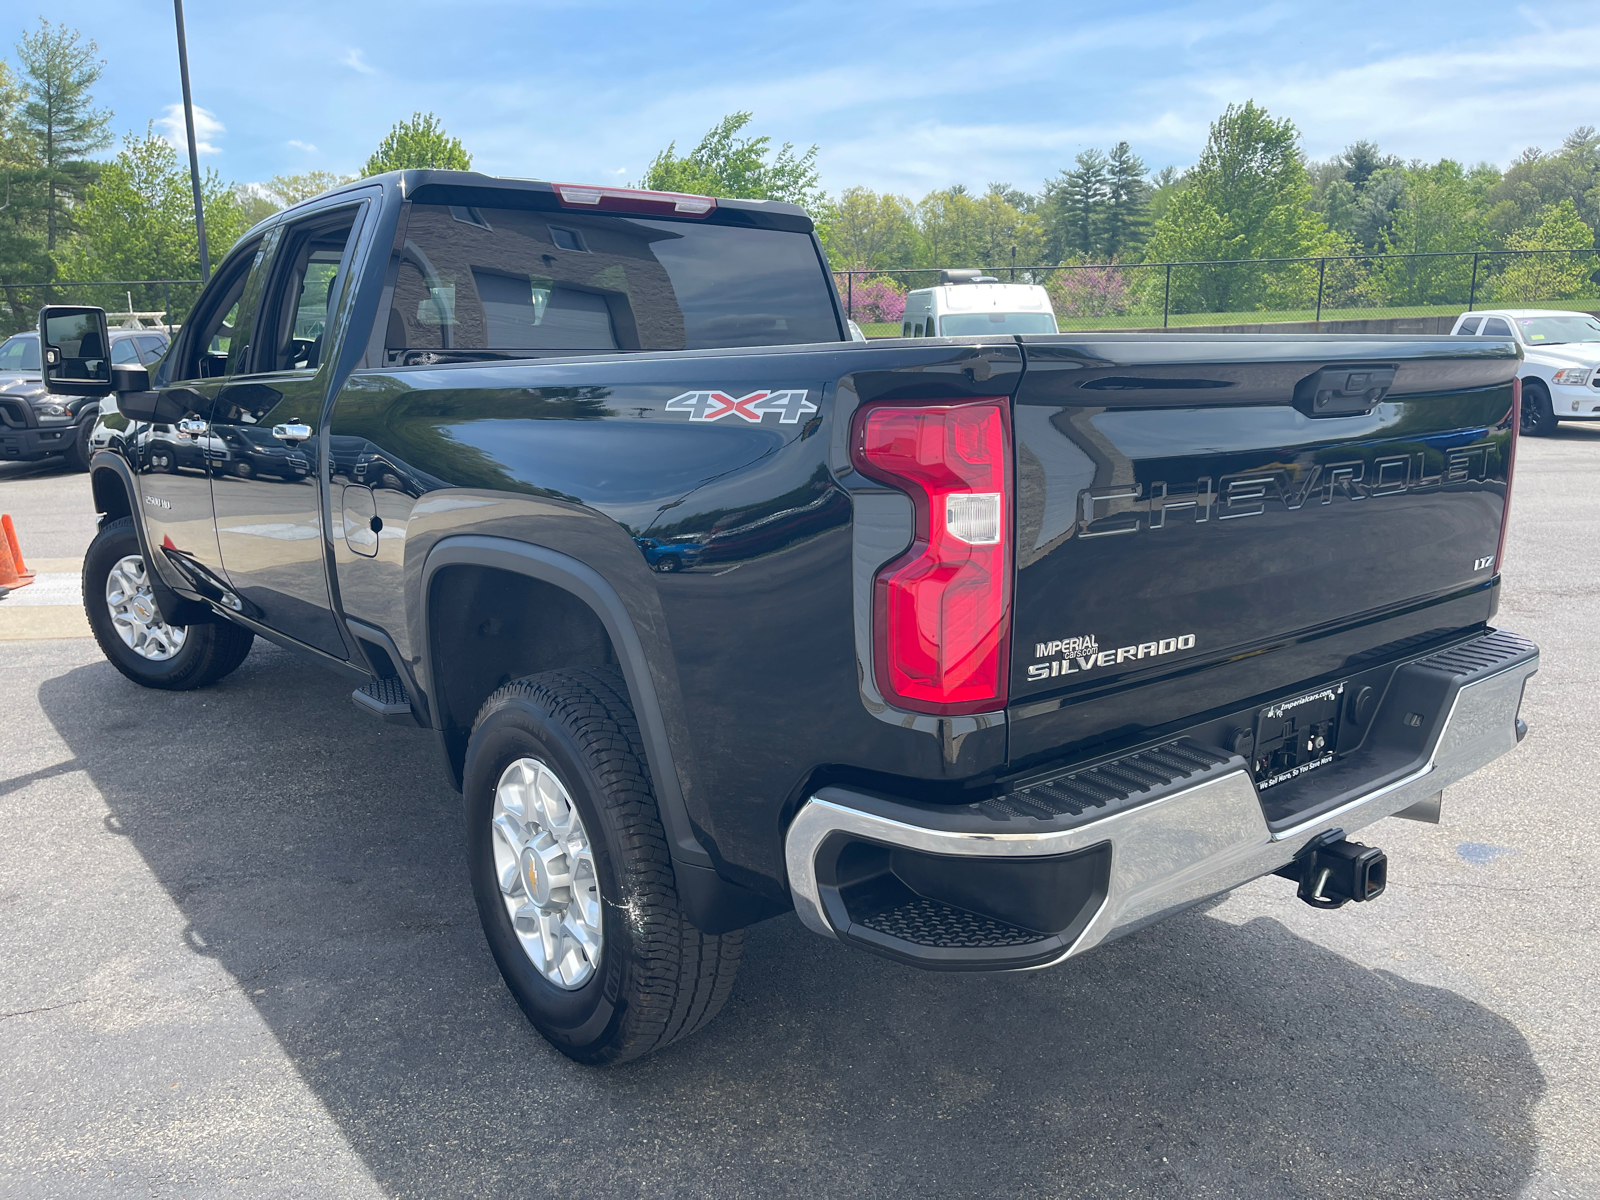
[173, 0, 210, 281]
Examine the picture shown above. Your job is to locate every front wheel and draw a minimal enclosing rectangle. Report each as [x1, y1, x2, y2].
[465, 667, 743, 1064]
[63, 414, 96, 472]
[1521, 380, 1559, 436]
[83, 516, 255, 690]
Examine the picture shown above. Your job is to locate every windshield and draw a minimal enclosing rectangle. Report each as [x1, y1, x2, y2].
[0, 335, 40, 372]
[1516, 315, 1600, 345]
[939, 312, 1058, 336]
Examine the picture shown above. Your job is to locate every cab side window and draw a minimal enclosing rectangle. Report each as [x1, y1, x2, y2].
[111, 338, 141, 364]
[1481, 317, 1513, 337]
[259, 207, 361, 373]
[1455, 317, 1482, 335]
[174, 239, 265, 381]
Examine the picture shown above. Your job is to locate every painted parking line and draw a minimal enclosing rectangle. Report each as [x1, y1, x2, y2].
[0, 561, 90, 639]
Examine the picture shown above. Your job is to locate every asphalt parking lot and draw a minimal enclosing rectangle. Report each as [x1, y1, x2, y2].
[2, 427, 1598, 1199]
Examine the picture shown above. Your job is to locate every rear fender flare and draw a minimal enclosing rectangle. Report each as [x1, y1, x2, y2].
[420, 536, 711, 872]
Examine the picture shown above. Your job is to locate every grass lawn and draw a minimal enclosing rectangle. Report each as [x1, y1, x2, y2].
[856, 301, 1558, 338]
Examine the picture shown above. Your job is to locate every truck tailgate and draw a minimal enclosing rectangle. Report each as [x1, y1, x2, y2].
[1007, 334, 1518, 770]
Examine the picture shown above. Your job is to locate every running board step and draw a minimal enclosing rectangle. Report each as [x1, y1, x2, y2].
[352, 677, 418, 726]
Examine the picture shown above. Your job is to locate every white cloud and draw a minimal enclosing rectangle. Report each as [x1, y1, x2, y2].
[287, 139, 318, 153]
[155, 104, 224, 156]
[342, 48, 376, 75]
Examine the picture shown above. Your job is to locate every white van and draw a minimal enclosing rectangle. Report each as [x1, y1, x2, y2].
[901, 270, 1059, 337]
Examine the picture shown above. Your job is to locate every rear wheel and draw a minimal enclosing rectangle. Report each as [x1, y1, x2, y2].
[83, 517, 255, 690]
[1521, 380, 1559, 436]
[465, 667, 743, 1064]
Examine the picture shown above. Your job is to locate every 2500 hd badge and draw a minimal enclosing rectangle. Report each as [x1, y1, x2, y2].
[1028, 632, 1197, 680]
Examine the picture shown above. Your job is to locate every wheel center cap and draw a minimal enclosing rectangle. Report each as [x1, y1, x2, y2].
[521, 846, 551, 907]
[130, 596, 154, 623]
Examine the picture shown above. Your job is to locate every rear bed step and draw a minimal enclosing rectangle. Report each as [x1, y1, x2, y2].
[352, 677, 418, 726]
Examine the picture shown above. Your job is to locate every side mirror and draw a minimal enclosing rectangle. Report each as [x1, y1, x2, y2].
[39, 305, 113, 396]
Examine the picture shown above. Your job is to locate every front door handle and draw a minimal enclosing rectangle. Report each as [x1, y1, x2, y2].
[177, 418, 208, 435]
[272, 422, 312, 444]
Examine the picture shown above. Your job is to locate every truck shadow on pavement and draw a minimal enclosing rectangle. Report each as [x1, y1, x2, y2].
[39, 644, 1544, 1199]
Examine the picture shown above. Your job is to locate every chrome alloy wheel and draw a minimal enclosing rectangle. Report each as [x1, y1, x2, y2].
[105, 554, 187, 661]
[490, 757, 603, 989]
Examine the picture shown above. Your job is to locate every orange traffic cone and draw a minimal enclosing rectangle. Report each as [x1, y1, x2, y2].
[0, 513, 34, 589]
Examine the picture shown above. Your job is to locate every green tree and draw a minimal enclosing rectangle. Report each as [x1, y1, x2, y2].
[14, 19, 112, 250]
[1492, 198, 1600, 305]
[974, 184, 1044, 269]
[1479, 128, 1600, 247]
[0, 58, 51, 330]
[1103, 142, 1150, 260]
[638, 112, 824, 210]
[818, 186, 919, 270]
[362, 112, 471, 175]
[55, 127, 248, 307]
[1043, 148, 1107, 260]
[1143, 101, 1337, 312]
[914, 188, 986, 267]
[1378, 159, 1483, 304]
[266, 170, 356, 206]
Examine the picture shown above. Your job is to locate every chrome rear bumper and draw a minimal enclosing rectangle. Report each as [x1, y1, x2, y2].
[786, 630, 1537, 970]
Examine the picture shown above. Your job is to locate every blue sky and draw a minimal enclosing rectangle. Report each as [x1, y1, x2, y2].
[18, 0, 1600, 197]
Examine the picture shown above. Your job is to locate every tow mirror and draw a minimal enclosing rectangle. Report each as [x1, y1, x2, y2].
[38, 305, 113, 396]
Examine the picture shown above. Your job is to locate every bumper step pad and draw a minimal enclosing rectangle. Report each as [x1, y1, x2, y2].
[977, 738, 1236, 828]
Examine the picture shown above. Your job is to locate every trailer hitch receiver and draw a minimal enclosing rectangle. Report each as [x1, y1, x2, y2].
[1274, 829, 1387, 909]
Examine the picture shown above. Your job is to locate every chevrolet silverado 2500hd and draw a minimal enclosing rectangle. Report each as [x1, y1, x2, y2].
[44, 171, 1536, 1064]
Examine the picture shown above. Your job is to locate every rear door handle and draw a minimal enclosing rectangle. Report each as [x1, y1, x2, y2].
[177, 418, 208, 435]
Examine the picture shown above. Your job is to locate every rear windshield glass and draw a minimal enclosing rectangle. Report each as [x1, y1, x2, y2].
[384, 204, 840, 362]
[0, 334, 41, 372]
[939, 312, 1058, 336]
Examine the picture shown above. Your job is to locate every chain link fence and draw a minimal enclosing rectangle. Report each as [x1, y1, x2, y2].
[836, 249, 1600, 336]
[0, 280, 204, 338]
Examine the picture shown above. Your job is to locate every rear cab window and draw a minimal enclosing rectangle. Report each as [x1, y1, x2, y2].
[1454, 316, 1483, 335]
[382, 196, 841, 363]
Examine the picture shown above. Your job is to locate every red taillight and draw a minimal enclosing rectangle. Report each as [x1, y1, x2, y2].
[852, 398, 1012, 715]
[553, 183, 716, 217]
[1495, 377, 1520, 573]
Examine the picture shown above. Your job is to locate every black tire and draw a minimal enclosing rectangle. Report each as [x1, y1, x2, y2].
[83, 516, 255, 690]
[63, 413, 96, 472]
[1521, 380, 1559, 436]
[465, 666, 742, 1064]
[654, 556, 681, 573]
[233, 459, 253, 478]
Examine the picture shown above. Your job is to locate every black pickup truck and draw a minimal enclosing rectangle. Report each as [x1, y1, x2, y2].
[42, 170, 1537, 1064]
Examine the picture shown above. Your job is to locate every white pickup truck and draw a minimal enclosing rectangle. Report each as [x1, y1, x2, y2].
[1451, 308, 1600, 435]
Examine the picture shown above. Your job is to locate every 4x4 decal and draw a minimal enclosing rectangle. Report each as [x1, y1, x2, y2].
[664, 389, 818, 424]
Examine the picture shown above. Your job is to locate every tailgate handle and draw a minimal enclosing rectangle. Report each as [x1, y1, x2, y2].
[1293, 365, 1396, 417]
